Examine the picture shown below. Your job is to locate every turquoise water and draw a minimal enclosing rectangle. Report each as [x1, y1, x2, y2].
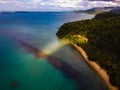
[0, 35, 77, 90]
[0, 12, 108, 90]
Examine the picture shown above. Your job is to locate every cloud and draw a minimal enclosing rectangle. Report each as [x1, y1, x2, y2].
[0, 0, 119, 11]
[89, 0, 115, 1]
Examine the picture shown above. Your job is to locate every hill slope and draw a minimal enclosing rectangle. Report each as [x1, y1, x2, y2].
[56, 12, 120, 89]
[73, 7, 120, 14]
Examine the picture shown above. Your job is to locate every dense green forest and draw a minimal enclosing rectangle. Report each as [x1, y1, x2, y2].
[56, 12, 120, 88]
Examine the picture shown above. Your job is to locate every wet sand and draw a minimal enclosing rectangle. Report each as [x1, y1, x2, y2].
[72, 43, 118, 90]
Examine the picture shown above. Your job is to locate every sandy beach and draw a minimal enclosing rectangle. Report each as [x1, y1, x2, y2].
[72, 43, 118, 90]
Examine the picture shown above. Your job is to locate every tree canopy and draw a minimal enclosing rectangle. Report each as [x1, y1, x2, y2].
[56, 12, 120, 88]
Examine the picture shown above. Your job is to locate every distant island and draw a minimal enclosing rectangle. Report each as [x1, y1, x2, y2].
[56, 12, 120, 89]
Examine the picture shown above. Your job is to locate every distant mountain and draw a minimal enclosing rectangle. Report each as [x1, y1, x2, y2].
[0, 11, 65, 14]
[0, 12, 15, 14]
[109, 7, 120, 13]
[74, 7, 118, 14]
[0, 11, 34, 14]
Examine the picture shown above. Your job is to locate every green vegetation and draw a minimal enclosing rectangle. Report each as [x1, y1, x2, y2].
[94, 12, 120, 19]
[56, 12, 120, 88]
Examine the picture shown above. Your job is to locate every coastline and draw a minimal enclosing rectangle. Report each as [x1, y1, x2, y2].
[72, 43, 118, 90]
[56, 11, 120, 90]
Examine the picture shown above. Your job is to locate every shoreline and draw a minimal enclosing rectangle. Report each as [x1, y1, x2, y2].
[72, 43, 118, 90]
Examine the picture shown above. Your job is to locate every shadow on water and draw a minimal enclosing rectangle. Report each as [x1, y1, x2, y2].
[0, 32, 109, 90]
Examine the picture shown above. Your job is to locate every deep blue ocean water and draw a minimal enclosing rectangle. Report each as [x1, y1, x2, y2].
[0, 12, 108, 90]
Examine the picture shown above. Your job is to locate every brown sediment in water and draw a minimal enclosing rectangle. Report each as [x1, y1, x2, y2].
[19, 41, 109, 90]
[1, 35, 107, 90]
[72, 43, 118, 90]
[19, 41, 87, 89]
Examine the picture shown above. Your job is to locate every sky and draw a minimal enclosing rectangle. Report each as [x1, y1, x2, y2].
[0, 0, 120, 11]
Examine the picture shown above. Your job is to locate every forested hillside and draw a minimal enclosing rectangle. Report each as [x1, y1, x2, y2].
[56, 12, 120, 88]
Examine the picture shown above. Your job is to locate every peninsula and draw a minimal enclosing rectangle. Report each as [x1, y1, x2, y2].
[56, 12, 120, 90]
